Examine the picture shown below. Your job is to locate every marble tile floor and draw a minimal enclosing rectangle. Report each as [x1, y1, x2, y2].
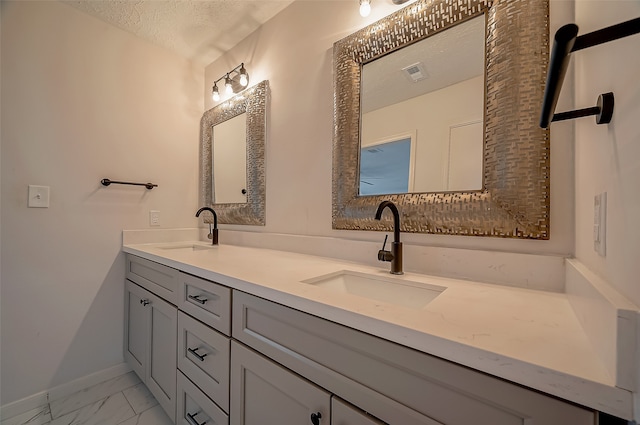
[1, 372, 173, 425]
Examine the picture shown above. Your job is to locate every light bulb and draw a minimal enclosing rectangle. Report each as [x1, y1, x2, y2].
[239, 65, 248, 87]
[225, 75, 233, 95]
[359, 0, 371, 17]
[212, 84, 220, 102]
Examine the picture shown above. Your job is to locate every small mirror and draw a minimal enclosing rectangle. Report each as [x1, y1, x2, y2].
[360, 15, 485, 195]
[212, 113, 247, 204]
[200, 81, 268, 225]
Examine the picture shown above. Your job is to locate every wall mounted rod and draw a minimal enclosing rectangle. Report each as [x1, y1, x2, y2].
[539, 24, 579, 128]
[572, 17, 640, 52]
[540, 17, 640, 128]
[101, 178, 157, 190]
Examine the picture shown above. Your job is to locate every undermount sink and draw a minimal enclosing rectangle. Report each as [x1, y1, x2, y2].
[302, 270, 445, 309]
[156, 243, 217, 252]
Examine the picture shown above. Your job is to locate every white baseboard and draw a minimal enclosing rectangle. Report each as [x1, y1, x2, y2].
[0, 362, 132, 421]
[0, 391, 48, 421]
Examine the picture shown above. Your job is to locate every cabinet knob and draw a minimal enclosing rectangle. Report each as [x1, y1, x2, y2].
[310, 412, 322, 425]
[140, 299, 150, 306]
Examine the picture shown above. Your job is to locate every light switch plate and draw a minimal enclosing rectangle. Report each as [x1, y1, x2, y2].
[28, 185, 50, 208]
[149, 210, 160, 226]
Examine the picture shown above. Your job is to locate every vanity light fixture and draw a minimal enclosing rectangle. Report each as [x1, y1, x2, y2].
[359, 0, 371, 17]
[210, 63, 250, 102]
[359, 0, 412, 18]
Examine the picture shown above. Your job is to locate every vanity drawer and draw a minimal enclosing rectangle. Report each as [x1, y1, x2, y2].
[126, 254, 179, 304]
[177, 370, 228, 425]
[232, 291, 595, 425]
[179, 272, 231, 335]
[177, 311, 230, 412]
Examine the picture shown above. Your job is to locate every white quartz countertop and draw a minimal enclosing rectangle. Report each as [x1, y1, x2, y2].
[123, 241, 633, 418]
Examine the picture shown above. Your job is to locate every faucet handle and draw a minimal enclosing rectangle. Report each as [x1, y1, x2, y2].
[378, 235, 394, 262]
[380, 234, 388, 250]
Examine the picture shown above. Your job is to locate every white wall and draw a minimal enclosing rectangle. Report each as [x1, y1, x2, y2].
[572, 1, 640, 307]
[205, 1, 575, 255]
[0, 1, 203, 405]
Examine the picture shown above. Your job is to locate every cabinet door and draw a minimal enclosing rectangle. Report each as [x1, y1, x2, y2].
[146, 290, 178, 422]
[332, 397, 387, 425]
[124, 280, 149, 381]
[230, 341, 330, 425]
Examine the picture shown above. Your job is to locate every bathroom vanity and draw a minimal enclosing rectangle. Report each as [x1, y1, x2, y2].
[122, 241, 635, 424]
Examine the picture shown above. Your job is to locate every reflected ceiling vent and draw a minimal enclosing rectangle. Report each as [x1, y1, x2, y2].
[402, 62, 428, 83]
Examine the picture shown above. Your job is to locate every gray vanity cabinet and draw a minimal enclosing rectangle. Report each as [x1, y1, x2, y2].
[230, 341, 330, 425]
[232, 291, 595, 425]
[124, 279, 177, 421]
[124, 254, 597, 425]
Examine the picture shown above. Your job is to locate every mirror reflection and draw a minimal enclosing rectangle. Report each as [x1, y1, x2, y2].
[212, 113, 247, 204]
[359, 14, 485, 195]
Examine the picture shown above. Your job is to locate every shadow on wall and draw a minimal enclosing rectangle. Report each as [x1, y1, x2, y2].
[48, 253, 127, 393]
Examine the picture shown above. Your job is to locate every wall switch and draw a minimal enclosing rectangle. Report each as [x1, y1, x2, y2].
[594, 192, 606, 256]
[149, 210, 160, 226]
[28, 185, 50, 208]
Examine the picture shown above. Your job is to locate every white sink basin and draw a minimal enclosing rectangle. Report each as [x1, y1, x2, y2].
[156, 243, 217, 252]
[302, 270, 445, 309]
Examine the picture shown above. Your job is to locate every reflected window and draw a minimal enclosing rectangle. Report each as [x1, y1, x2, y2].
[359, 138, 411, 196]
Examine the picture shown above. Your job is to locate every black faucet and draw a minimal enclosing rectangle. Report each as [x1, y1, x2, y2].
[195, 207, 218, 245]
[374, 200, 403, 275]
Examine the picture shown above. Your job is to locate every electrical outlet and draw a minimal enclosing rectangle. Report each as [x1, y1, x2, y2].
[150, 210, 160, 226]
[594, 192, 606, 256]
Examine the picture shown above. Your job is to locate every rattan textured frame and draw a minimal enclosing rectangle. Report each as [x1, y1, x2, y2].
[333, 0, 550, 238]
[200, 80, 268, 225]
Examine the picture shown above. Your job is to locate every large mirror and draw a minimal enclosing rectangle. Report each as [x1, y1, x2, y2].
[333, 0, 550, 239]
[200, 80, 268, 225]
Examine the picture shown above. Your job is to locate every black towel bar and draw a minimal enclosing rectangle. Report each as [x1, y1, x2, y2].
[540, 17, 640, 128]
[101, 178, 157, 190]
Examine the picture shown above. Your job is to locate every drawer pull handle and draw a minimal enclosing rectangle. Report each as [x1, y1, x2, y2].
[188, 347, 207, 361]
[186, 411, 207, 425]
[139, 299, 150, 306]
[188, 294, 208, 305]
[310, 412, 322, 425]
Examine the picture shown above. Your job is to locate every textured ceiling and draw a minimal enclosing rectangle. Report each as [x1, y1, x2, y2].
[63, 0, 295, 66]
[362, 14, 485, 113]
